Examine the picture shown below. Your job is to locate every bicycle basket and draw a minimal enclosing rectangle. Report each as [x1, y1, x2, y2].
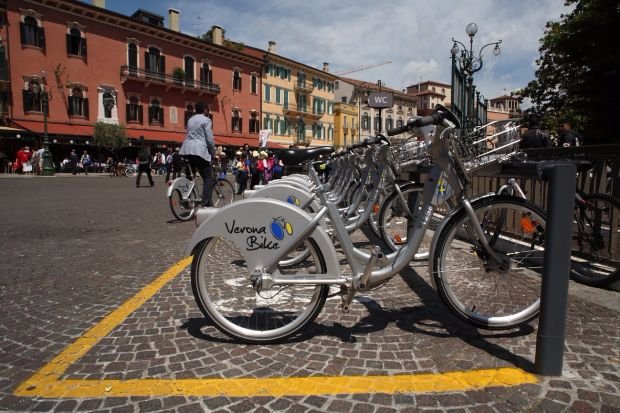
[390, 139, 428, 172]
[450, 118, 521, 175]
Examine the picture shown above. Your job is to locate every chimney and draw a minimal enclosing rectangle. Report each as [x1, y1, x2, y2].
[168, 9, 180, 32]
[92, 0, 105, 8]
[212, 25, 223, 46]
[267, 41, 276, 53]
[323, 62, 329, 72]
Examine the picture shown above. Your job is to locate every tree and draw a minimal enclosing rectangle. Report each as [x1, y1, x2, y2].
[93, 121, 128, 151]
[521, 0, 620, 144]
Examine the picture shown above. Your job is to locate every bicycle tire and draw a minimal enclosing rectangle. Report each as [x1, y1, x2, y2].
[570, 193, 620, 287]
[212, 179, 235, 208]
[191, 237, 328, 343]
[169, 188, 198, 221]
[125, 166, 137, 178]
[378, 182, 424, 252]
[432, 195, 545, 329]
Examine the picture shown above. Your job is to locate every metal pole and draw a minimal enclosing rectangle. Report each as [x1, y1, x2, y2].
[534, 163, 577, 375]
[41, 89, 55, 176]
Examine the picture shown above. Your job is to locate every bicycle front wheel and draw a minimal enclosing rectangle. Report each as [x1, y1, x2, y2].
[571, 193, 620, 287]
[191, 236, 328, 343]
[432, 195, 545, 329]
[212, 179, 235, 208]
[125, 166, 137, 178]
[169, 188, 198, 221]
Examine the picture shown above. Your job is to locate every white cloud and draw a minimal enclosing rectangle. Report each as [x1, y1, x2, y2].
[128, 0, 570, 99]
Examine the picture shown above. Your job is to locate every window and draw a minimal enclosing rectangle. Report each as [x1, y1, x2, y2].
[200, 63, 213, 85]
[233, 70, 242, 91]
[101, 91, 115, 119]
[128, 43, 138, 75]
[361, 112, 370, 130]
[145, 47, 165, 81]
[232, 109, 242, 132]
[264, 84, 271, 102]
[263, 114, 271, 130]
[68, 88, 88, 118]
[249, 112, 259, 133]
[23, 80, 44, 113]
[274, 116, 281, 135]
[20, 16, 45, 48]
[374, 113, 381, 132]
[149, 99, 163, 125]
[396, 116, 404, 128]
[184, 103, 195, 126]
[184, 56, 195, 87]
[66, 28, 87, 57]
[251, 74, 257, 94]
[275, 87, 281, 104]
[386, 115, 393, 131]
[126, 96, 142, 123]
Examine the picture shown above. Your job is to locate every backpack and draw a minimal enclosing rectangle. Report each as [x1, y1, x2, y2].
[249, 158, 258, 174]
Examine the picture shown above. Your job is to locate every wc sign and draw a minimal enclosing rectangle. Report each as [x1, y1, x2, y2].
[368, 92, 393, 108]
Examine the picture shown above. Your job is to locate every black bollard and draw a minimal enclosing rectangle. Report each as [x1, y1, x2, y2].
[534, 163, 577, 375]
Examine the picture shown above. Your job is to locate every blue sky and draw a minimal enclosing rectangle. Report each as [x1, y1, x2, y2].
[85, 0, 570, 100]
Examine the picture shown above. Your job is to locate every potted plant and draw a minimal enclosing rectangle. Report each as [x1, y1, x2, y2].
[172, 67, 185, 85]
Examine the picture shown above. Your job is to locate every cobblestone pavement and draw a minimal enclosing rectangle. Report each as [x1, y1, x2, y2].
[0, 175, 619, 412]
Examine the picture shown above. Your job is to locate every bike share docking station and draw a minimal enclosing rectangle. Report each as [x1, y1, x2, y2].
[497, 159, 583, 376]
[408, 159, 581, 376]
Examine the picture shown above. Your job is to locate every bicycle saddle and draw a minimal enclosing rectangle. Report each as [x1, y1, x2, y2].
[278, 146, 335, 165]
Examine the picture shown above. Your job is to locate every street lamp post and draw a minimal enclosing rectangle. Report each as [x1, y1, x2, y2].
[450, 23, 501, 128]
[40, 71, 54, 176]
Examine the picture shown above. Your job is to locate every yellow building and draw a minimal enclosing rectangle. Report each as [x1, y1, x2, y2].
[333, 102, 358, 149]
[244, 42, 337, 148]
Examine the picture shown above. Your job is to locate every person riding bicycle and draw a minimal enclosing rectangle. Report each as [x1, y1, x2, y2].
[179, 101, 216, 207]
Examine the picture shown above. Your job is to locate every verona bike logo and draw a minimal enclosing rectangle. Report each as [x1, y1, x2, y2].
[270, 217, 293, 240]
[286, 195, 301, 207]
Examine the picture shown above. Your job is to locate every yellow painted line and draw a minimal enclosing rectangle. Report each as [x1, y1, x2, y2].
[14, 256, 538, 399]
[15, 368, 536, 398]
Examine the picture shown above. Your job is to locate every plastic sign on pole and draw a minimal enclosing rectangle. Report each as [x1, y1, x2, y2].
[258, 129, 273, 148]
[368, 92, 393, 108]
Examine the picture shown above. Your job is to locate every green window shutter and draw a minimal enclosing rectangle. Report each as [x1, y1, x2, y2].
[264, 84, 270, 101]
[275, 87, 281, 104]
[283, 90, 288, 108]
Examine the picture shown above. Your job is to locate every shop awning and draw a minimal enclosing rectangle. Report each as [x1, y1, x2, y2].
[11, 120, 94, 136]
[215, 135, 287, 149]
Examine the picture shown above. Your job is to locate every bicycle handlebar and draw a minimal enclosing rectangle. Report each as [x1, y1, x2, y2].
[387, 105, 459, 136]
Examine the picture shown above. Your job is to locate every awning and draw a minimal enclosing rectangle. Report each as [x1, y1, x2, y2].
[126, 128, 185, 143]
[0, 126, 26, 133]
[11, 120, 93, 136]
[215, 135, 286, 149]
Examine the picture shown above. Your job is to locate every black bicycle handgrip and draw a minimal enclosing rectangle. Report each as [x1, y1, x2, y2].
[411, 114, 437, 128]
[387, 125, 409, 136]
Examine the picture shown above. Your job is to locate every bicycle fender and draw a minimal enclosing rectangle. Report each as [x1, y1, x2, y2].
[184, 198, 340, 277]
[167, 177, 194, 198]
[250, 184, 321, 212]
[427, 192, 496, 290]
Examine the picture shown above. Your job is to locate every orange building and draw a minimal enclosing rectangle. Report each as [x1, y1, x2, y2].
[0, 0, 267, 166]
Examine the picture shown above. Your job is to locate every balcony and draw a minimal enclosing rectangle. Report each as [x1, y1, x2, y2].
[283, 104, 322, 120]
[294, 80, 314, 94]
[120, 65, 220, 95]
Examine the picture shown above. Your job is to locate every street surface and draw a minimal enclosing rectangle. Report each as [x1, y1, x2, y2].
[0, 174, 619, 412]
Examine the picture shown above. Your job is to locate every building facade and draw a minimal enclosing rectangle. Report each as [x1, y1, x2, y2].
[243, 42, 337, 148]
[405, 81, 452, 116]
[0, 0, 264, 167]
[487, 94, 521, 122]
[337, 77, 417, 143]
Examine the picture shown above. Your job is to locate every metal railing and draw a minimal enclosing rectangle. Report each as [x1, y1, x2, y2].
[120, 65, 221, 94]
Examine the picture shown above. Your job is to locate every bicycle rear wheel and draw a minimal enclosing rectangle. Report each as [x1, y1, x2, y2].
[378, 183, 424, 251]
[125, 166, 137, 178]
[191, 237, 328, 343]
[570, 193, 620, 287]
[169, 188, 198, 221]
[212, 179, 235, 208]
[432, 195, 545, 329]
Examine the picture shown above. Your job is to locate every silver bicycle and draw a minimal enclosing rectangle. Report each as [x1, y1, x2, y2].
[185, 105, 548, 343]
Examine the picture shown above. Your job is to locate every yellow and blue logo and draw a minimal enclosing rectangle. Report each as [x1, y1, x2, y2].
[286, 195, 301, 206]
[270, 217, 293, 240]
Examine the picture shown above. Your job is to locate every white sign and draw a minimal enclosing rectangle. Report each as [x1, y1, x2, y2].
[368, 92, 393, 108]
[258, 129, 273, 147]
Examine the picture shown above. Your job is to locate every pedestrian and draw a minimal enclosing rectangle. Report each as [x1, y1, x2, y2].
[171, 147, 185, 180]
[80, 150, 92, 175]
[272, 154, 284, 180]
[260, 150, 271, 184]
[135, 136, 154, 188]
[519, 117, 551, 149]
[236, 153, 249, 195]
[164, 148, 174, 182]
[179, 101, 216, 207]
[69, 148, 80, 175]
[557, 120, 582, 147]
[15, 146, 32, 174]
[249, 150, 260, 189]
[34, 147, 44, 174]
